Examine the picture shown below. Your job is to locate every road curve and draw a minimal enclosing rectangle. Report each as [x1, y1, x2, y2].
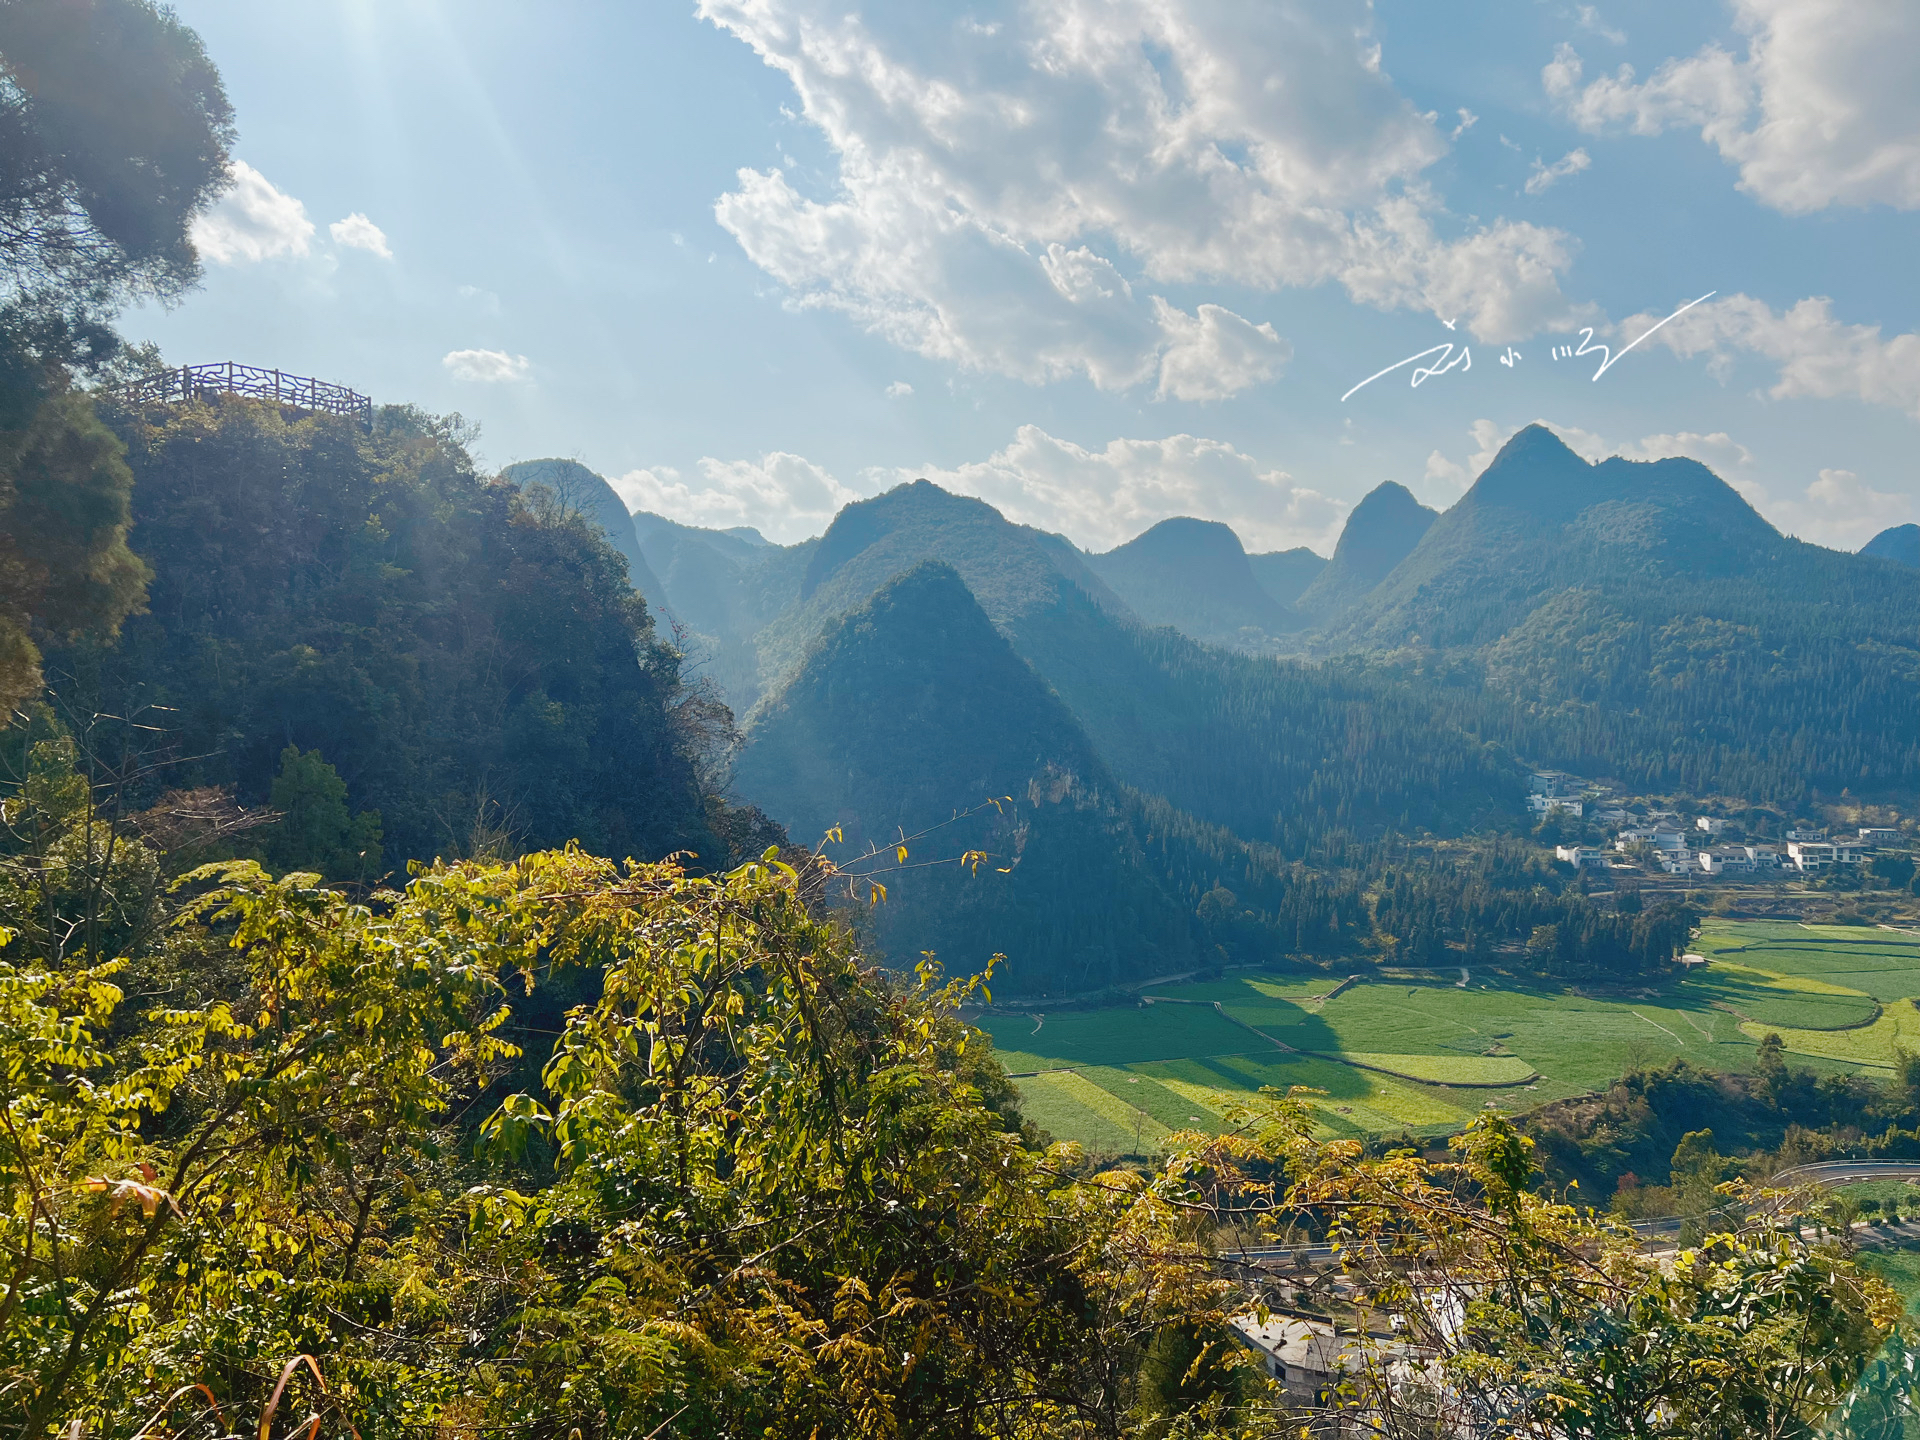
[1769, 1160, 1920, 1188]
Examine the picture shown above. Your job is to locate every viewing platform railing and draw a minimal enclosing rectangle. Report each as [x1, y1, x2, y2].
[112, 362, 372, 428]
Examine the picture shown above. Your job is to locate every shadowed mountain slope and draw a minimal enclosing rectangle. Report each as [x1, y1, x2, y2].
[628, 510, 814, 706]
[1294, 481, 1437, 620]
[1862, 523, 1920, 569]
[734, 562, 1319, 991]
[1085, 517, 1297, 647]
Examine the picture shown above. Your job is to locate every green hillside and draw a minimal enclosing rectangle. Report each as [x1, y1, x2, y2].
[1862, 522, 1920, 569]
[729, 479, 1524, 857]
[1313, 426, 1920, 805]
[54, 398, 742, 871]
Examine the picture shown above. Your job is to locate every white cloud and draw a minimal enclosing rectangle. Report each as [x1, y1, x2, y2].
[1340, 198, 1592, 342]
[191, 161, 315, 264]
[1545, 0, 1920, 213]
[885, 381, 913, 397]
[700, 0, 1585, 395]
[329, 212, 392, 259]
[1793, 467, 1910, 547]
[1616, 292, 1920, 418]
[442, 349, 531, 383]
[1524, 147, 1592, 194]
[1422, 418, 1508, 495]
[882, 425, 1347, 553]
[1575, 6, 1627, 45]
[1153, 301, 1290, 401]
[612, 453, 866, 544]
[1450, 108, 1478, 139]
[456, 284, 502, 315]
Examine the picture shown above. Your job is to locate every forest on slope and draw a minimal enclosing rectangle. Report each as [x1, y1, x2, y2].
[33, 399, 776, 877]
[1322, 425, 1920, 807]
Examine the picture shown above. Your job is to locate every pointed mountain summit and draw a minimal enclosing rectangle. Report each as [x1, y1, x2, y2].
[1862, 523, 1920, 569]
[1085, 517, 1296, 647]
[500, 458, 670, 615]
[738, 561, 1105, 845]
[1311, 424, 1920, 792]
[1454, 423, 1779, 552]
[797, 479, 1122, 618]
[743, 479, 1136, 713]
[735, 561, 1216, 990]
[1333, 424, 1789, 650]
[1293, 481, 1436, 619]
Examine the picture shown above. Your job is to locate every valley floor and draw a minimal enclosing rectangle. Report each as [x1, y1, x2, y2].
[979, 921, 1920, 1154]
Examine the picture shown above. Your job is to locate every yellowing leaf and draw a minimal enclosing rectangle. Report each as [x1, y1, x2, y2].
[896, 845, 909, 864]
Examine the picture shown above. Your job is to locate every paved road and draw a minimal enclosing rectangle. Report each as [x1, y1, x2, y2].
[1769, 1161, 1920, 1188]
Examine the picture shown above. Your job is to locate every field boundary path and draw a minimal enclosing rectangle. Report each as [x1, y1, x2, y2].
[1143, 996, 1298, 1053]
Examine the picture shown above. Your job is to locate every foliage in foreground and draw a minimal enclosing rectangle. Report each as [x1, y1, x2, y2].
[0, 821, 1910, 1438]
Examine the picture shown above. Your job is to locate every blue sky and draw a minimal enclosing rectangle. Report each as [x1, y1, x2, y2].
[131, 0, 1919, 553]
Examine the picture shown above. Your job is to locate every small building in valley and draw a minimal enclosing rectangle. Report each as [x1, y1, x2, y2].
[1788, 840, 1835, 870]
[1528, 794, 1584, 818]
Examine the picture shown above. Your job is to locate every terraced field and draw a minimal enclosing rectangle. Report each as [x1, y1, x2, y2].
[978, 921, 1920, 1155]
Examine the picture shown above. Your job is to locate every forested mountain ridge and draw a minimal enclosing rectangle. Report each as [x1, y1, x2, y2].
[1316, 424, 1920, 803]
[44, 398, 757, 871]
[778, 480, 1132, 647]
[715, 478, 1523, 860]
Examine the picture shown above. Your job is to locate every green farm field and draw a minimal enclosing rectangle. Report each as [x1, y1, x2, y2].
[979, 921, 1920, 1155]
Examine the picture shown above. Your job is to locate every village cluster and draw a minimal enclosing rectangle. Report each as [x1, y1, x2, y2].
[1524, 772, 1908, 879]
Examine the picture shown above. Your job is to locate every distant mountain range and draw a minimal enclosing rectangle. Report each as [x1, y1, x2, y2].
[515, 427, 1920, 989]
